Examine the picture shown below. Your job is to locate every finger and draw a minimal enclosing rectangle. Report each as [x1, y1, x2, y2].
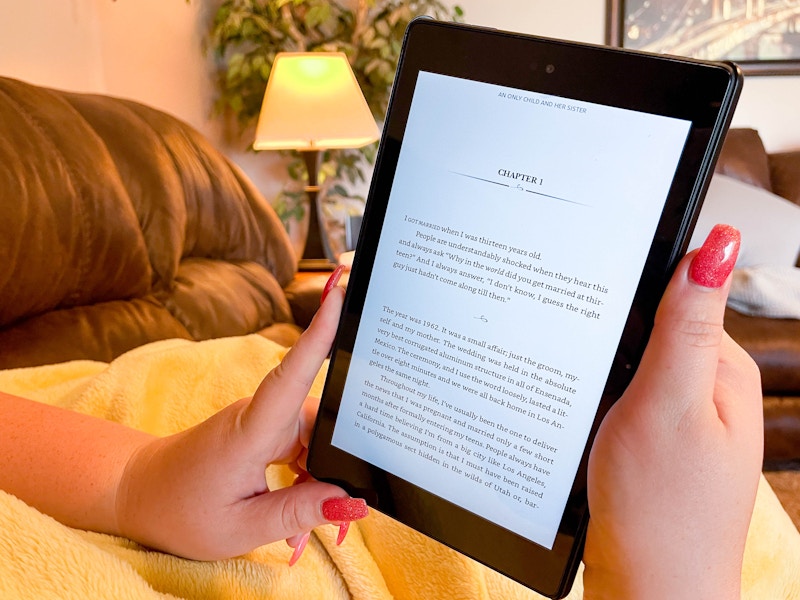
[296, 447, 310, 472]
[242, 481, 368, 546]
[300, 396, 321, 449]
[240, 286, 345, 440]
[626, 224, 740, 415]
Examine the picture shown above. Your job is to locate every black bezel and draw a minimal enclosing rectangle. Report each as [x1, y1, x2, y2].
[308, 19, 741, 599]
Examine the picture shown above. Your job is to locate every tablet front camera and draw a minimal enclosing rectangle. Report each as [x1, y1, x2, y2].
[545, 64, 556, 74]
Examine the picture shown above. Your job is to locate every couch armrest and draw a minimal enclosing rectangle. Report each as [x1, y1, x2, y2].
[285, 270, 352, 329]
[716, 128, 773, 191]
[284, 272, 341, 329]
[725, 306, 800, 393]
[770, 150, 800, 207]
[763, 395, 800, 466]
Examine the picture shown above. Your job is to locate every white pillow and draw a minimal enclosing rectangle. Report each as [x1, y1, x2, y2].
[688, 174, 800, 267]
[728, 265, 800, 319]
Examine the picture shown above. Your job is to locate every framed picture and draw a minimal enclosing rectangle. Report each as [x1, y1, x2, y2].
[607, 0, 800, 75]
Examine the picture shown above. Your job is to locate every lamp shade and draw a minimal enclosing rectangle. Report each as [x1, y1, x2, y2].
[253, 52, 379, 151]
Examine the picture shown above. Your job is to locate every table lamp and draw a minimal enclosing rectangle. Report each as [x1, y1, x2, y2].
[254, 52, 380, 270]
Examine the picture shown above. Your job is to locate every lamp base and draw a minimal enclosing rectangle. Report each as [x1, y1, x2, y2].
[298, 149, 337, 271]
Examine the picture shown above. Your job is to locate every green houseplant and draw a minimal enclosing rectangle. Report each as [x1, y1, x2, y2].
[208, 0, 463, 251]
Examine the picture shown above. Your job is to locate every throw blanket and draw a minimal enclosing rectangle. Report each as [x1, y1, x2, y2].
[728, 265, 800, 319]
[0, 336, 798, 599]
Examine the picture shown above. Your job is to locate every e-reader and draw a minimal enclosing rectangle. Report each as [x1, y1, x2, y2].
[308, 18, 742, 599]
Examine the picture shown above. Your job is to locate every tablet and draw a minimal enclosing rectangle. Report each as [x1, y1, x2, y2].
[308, 19, 742, 599]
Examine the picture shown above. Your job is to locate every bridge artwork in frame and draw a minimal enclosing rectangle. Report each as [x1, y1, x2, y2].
[606, 0, 800, 75]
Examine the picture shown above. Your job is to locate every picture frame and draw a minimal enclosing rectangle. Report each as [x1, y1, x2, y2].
[606, 0, 800, 76]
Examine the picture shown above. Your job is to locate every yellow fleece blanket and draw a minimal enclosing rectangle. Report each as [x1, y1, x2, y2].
[0, 335, 798, 599]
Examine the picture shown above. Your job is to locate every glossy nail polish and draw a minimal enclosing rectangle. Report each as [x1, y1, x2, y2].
[321, 497, 369, 522]
[320, 264, 346, 306]
[288, 532, 310, 566]
[689, 224, 740, 288]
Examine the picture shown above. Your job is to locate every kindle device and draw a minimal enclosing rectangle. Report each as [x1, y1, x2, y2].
[308, 19, 742, 598]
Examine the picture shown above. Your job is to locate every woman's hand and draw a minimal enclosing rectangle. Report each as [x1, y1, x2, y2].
[583, 225, 763, 599]
[116, 282, 366, 561]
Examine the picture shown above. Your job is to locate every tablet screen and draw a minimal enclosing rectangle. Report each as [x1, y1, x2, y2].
[330, 70, 691, 549]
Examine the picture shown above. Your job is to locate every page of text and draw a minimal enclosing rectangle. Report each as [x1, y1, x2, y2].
[331, 71, 691, 548]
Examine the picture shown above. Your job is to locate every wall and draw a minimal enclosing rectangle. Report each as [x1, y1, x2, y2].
[0, 0, 288, 203]
[0, 0, 797, 196]
[0, 1, 103, 92]
[455, 0, 800, 152]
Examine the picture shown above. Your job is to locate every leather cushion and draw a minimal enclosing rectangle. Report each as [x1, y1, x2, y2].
[715, 128, 773, 192]
[770, 150, 800, 207]
[61, 91, 187, 286]
[0, 78, 151, 328]
[62, 92, 299, 289]
[257, 322, 303, 348]
[155, 259, 295, 341]
[0, 297, 192, 369]
[114, 99, 298, 287]
[763, 396, 800, 463]
[284, 272, 334, 329]
[725, 306, 800, 393]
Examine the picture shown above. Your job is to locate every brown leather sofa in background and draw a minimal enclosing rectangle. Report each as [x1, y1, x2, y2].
[0, 76, 325, 369]
[715, 128, 800, 466]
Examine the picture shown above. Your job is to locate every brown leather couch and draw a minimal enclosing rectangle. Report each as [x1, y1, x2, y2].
[0, 76, 325, 368]
[715, 128, 800, 466]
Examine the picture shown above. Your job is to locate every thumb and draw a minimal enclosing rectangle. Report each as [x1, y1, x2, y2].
[626, 224, 740, 414]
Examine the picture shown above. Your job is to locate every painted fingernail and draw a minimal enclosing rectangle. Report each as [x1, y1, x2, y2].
[689, 224, 740, 288]
[288, 531, 310, 566]
[336, 521, 350, 545]
[320, 264, 346, 306]
[321, 497, 369, 522]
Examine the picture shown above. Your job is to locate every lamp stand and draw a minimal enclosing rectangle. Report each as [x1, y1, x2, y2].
[299, 149, 336, 271]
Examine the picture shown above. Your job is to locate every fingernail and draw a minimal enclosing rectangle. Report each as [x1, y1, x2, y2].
[288, 531, 310, 566]
[320, 265, 346, 306]
[321, 497, 369, 522]
[336, 521, 350, 545]
[689, 224, 740, 288]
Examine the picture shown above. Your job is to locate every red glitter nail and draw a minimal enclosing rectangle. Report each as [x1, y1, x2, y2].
[689, 224, 740, 288]
[336, 522, 350, 545]
[321, 497, 368, 522]
[320, 264, 346, 306]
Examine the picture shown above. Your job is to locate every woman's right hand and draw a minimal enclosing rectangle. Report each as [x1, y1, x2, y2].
[583, 225, 763, 600]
